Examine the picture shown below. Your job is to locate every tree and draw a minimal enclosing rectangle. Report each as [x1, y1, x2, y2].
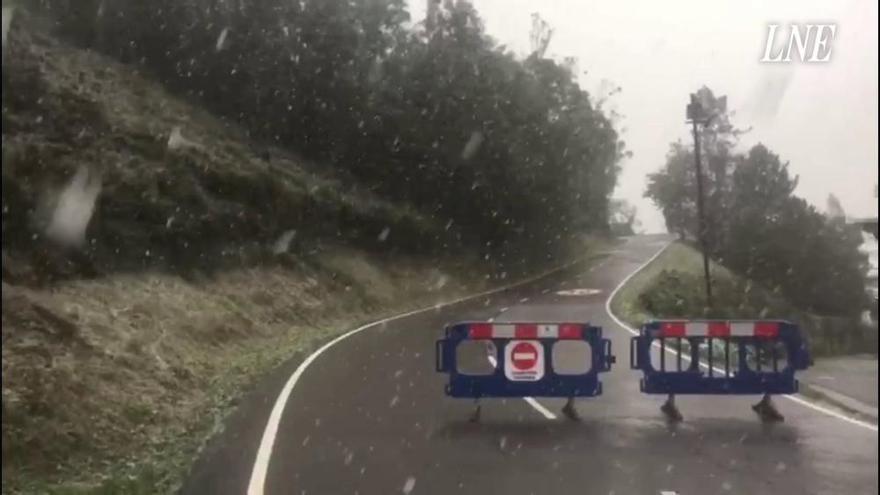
[33, 0, 625, 265]
[826, 194, 846, 219]
[645, 142, 696, 239]
[649, 136, 868, 317]
[609, 199, 639, 236]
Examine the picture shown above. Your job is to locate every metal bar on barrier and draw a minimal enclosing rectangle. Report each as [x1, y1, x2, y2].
[770, 345, 779, 373]
[724, 339, 730, 377]
[756, 343, 762, 372]
[707, 338, 713, 377]
[677, 338, 682, 371]
[660, 338, 666, 371]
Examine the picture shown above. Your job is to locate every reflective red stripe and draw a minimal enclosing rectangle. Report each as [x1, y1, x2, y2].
[707, 321, 730, 337]
[558, 323, 582, 339]
[515, 324, 538, 339]
[660, 321, 686, 337]
[469, 323, 493, 339]
[466, 322, 589, 339]
[653, 320, 781, 338]
[754, 321, 779, 338]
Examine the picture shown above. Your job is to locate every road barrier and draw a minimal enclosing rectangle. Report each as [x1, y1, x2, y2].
[630, 320, 811, 421]
[436, 322, 615, 400]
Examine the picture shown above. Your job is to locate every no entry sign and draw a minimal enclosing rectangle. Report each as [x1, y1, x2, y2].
[504, 340, 544, 381]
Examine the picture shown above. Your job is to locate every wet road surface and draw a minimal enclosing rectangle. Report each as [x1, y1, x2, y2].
[182, 235, 878, 495]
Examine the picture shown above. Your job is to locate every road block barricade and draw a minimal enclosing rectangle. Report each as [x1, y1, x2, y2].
[436, 322, 615, 399]
[630, 320, 812, 421]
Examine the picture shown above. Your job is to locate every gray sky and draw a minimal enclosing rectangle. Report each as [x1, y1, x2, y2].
[409, 0, 878, 233]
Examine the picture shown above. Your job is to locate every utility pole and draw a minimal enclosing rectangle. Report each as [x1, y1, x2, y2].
[687, 93, 714, 309]
[426, 0, 441, 34]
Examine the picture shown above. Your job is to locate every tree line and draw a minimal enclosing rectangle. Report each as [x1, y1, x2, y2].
[645, 87, 869, 317]
[33, 0, 626, 265]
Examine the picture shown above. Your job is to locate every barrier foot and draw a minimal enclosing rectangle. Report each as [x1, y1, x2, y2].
[562, 398, 580, 421]
[469, 401, 482, 423]
[661, 394, 683, 422]
[752, 394, 784, 423]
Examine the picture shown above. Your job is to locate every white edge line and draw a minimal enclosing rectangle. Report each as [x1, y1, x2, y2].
[486, 355, 557, 420]
[247, 253, 592, 494]
[524, 397, 557, 419]
[604, 242, 879, 433]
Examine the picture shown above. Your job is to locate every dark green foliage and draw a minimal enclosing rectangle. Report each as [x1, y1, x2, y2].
[31, 0, 624, 266]
[645, 88, 869, 317]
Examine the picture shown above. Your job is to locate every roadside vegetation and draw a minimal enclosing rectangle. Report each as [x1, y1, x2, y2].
[611, 241, 878, 358]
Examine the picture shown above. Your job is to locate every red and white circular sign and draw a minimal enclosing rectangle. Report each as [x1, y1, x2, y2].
[504, 340, 544, 381]
[511, 342, 538, 370]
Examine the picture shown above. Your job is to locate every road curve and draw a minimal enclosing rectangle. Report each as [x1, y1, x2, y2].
[182, 235, 878, 495]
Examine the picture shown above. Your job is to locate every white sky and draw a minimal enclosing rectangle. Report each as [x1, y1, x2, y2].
[408, 0, 879, 233]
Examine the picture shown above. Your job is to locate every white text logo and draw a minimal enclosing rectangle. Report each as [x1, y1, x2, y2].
[761, 24, 837, 63]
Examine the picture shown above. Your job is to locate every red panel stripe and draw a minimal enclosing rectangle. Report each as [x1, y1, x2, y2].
[707, 321, 730, 337]
[660, 321, 686, 337]
[469, 323, 493, 339]
[558, 324, 582, 339]
[754, 321, 779, 338]
[515, 324, 538, 339]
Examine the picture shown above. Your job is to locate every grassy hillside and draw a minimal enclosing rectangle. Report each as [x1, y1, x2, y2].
[610, 241, 878, 357]
[2, 11, 448, 287]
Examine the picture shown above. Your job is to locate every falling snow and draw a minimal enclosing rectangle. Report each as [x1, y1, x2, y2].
[45, 166, 102, 249]
[460, 131, 484, 160]
[273, 229, 297, 254]
[216, 27, 230, 51]
[167, 126, 199, 150]
[402, 476, 416, 494]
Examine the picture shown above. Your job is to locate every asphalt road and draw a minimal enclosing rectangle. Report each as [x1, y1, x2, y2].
[182, 235, 878, 495]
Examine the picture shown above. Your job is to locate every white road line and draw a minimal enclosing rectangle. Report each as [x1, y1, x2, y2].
[487, 354, 557, 420]
[247, 254, 591, 494]
[523, 398, 558, 419]
[604, 242, 879, 433]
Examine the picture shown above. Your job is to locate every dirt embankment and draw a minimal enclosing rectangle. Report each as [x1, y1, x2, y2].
[0, 12, 527, 494]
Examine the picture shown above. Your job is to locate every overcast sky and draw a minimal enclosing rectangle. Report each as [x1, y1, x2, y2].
[409, 0, 879, 233]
